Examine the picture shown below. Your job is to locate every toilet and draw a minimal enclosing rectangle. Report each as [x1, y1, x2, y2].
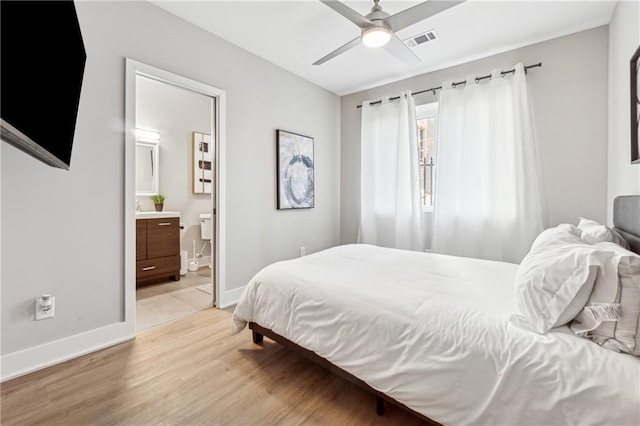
[199, 213, 213, 269]
[199, 213, 213, 241]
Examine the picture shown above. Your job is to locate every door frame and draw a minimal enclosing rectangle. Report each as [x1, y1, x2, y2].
[124, 58, 226, 333]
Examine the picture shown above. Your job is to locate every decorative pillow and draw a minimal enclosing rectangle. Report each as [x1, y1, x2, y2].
[527, 223, 583, 253]
[570, 242, 640, 356]
[578, 217, 630, 250]
[511, 225, 614, 334]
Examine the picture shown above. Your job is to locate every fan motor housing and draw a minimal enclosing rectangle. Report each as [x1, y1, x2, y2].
[365, 9, 390, 22]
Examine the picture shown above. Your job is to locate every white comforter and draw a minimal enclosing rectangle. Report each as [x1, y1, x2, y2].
[232, 244, 640, 425]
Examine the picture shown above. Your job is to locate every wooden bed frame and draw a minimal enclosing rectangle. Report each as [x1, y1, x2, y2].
[248, 322, 440, 425]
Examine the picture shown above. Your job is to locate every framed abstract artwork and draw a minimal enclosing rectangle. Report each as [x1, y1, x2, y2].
[193, 131, 213, 194]
[631, 44, 640, 164]
[276, 129, 314, 209]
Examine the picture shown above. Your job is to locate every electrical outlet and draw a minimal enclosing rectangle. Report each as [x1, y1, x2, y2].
[300, 246, 306, 257]
[35, 296, 55, 321]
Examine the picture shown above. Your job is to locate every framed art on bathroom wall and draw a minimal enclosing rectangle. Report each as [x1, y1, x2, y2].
[193, 131, 213, 194]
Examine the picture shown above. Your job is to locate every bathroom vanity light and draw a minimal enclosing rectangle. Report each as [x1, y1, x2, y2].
[135, 128, 160, 142]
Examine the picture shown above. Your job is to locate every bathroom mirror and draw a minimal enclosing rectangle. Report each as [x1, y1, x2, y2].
[136, 140, 159, 195]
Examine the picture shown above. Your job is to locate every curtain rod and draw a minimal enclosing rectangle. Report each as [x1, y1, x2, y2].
[356, 62, 542, 109]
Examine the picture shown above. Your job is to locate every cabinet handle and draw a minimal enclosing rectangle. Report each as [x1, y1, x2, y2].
[142, 266, 156, 271]
[157, 222, 171, 226]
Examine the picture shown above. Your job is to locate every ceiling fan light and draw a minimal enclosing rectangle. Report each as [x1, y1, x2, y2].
[362, 26, 391, 48]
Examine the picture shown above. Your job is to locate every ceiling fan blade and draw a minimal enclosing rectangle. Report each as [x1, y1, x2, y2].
[384, 0, 467, 33]
[313, 37, 362, 65]
[319, 0, 373, 28]
[382, 34, 421, 65]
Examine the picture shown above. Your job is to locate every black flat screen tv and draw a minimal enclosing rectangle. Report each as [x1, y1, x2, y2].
[1, 0, 86, 170]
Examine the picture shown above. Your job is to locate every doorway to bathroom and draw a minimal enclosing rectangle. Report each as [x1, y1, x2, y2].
[125, 61, 226, 333]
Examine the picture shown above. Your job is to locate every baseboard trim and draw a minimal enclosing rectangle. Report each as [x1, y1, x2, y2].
[219, 285, 245, 309]
[0, 321, 134, 382]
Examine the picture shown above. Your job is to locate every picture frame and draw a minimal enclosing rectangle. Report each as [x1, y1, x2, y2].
[631, 44, 640, 164]
[193, 131, 213, 194]
[276, 129, 314, 210]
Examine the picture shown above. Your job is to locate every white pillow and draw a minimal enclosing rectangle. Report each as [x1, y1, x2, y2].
[570, 242, 640, 356]
[529, 223, 583, 251]
[511, 225, 614, 334]
[578, 217, 630, 249]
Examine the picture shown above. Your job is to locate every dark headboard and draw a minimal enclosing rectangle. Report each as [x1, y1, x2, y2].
[613, 195, 640, 255]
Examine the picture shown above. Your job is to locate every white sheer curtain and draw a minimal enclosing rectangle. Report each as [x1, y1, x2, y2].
[432, 64, 546, 263]
[359, 91, 424, 251]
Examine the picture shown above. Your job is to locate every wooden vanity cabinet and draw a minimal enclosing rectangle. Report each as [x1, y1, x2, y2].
[136, 218, 180, 284]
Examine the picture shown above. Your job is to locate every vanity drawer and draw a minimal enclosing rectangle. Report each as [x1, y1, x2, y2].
[136, 255, 180, 281]
[146, 218, 180, 259]
[136, 219, 147, 261]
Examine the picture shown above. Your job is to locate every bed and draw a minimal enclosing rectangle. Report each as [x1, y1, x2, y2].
[232, 197, 640, 425]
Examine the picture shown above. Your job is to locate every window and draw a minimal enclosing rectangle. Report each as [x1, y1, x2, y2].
[416, 102, 438, 210]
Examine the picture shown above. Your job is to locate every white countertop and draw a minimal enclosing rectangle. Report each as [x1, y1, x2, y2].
[136, 211, 180, 219]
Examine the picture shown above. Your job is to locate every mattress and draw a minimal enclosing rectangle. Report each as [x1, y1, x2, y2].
[232, 244, 640, 425]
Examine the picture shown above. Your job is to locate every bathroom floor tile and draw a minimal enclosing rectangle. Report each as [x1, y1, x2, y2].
[135, 268, 213, 331]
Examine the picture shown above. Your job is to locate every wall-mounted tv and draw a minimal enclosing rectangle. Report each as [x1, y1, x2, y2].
[0, 0, 86, 170]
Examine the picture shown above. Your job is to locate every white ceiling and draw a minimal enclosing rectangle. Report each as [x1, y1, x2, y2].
[152, 0, 617, 96]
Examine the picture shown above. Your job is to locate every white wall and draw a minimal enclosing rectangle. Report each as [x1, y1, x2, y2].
[340, 27, 609, 244]
[136, 76, 213, 261]
[1, 1, 340, 357]
[607, 1, 640, 224]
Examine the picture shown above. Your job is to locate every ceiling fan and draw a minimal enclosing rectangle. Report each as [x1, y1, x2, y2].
[314, 0, 466, 65]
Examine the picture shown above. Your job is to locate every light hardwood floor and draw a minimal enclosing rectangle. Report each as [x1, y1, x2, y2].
[1, 308, 423, 425]
[136, 268, 213, 331]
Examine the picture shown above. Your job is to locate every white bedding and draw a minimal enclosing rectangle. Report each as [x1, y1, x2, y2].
[232, 244, 640, 425]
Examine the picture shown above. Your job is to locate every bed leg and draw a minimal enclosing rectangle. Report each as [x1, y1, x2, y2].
[376, 396, 384, 416]
[252, 330, 264, 344]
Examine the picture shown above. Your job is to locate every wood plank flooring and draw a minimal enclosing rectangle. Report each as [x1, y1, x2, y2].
[1, 308, 424, 425]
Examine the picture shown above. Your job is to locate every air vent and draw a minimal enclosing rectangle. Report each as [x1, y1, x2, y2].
[404, 30, 439, 48]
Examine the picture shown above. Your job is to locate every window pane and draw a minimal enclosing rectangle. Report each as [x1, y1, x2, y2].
[417, 116, 435, 206]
